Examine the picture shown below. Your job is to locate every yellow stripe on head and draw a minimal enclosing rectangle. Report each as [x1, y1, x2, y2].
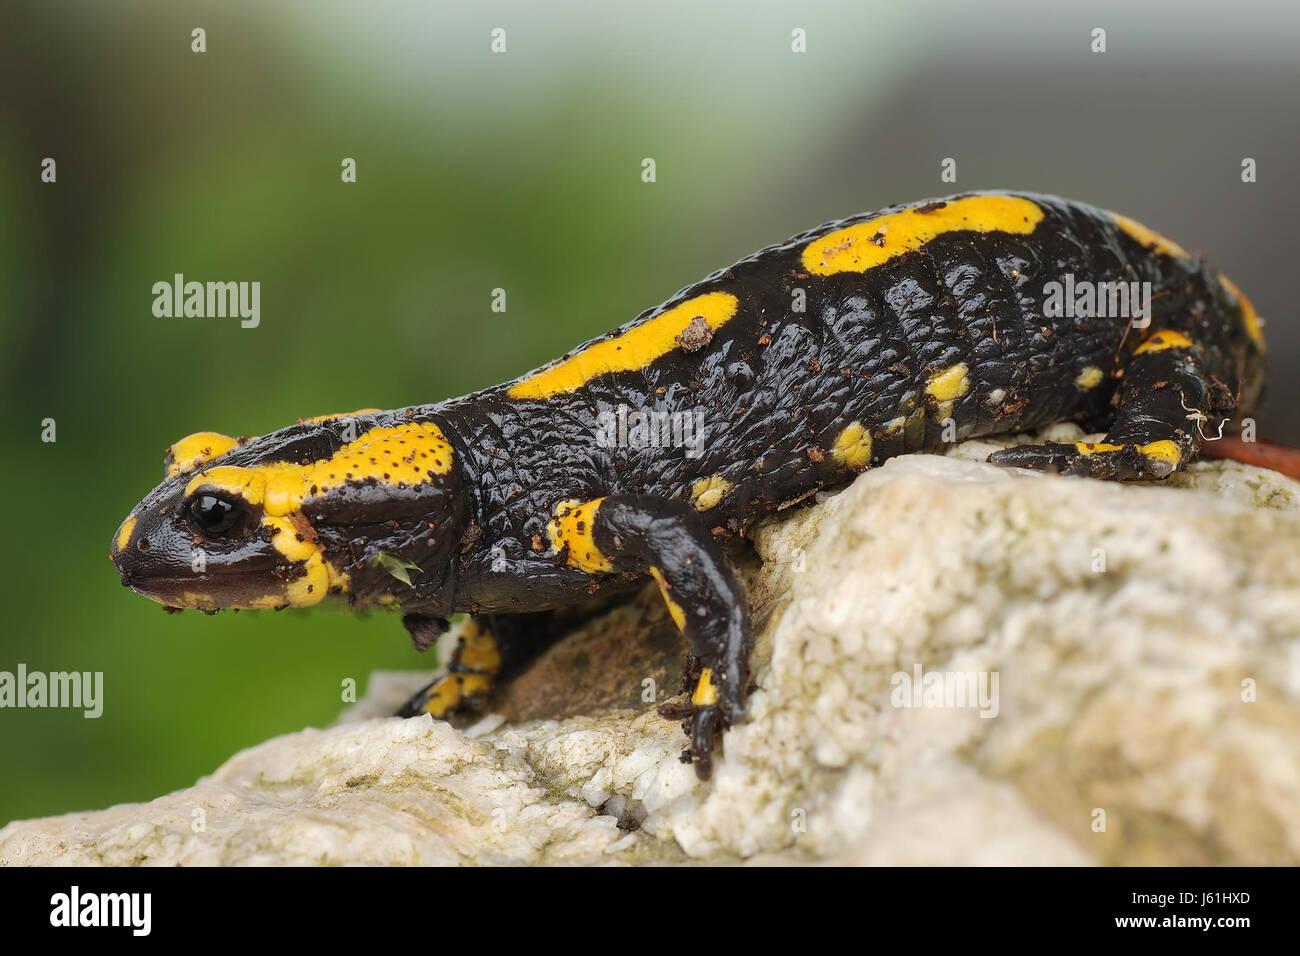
[310, 424, 453, 496]
[177, 422, 453, 609]
[801, 195, 1044, 276]
[184, 422, 454, 517]
[509, 291, 740, 400]
[113, 514, 138, 554]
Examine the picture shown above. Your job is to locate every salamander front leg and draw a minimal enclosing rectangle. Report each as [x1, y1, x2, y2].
[548, 495, 751, 780]
[396, 615, 499, 718]
[396, 612, 560, 719]
[989, 330, 1224, 480]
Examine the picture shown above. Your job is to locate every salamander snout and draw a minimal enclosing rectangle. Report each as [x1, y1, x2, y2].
[108, 479, 313, 611]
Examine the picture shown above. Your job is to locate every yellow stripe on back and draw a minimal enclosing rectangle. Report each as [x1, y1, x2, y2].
[800, 195, 1044, 276]
[508, 291, 740, 400]
[298, 408, 381, 424]
[1110, 212, 1190, 259]
[1217, 274, 1266, 351]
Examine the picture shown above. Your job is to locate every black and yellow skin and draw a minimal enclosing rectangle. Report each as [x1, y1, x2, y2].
[111, 191, 1266, 779]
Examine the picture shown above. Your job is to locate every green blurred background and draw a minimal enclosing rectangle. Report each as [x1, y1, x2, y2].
[2, 0, 1297, 824]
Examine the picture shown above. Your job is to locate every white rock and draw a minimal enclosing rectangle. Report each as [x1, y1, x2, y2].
[5, 428, 1300, 865]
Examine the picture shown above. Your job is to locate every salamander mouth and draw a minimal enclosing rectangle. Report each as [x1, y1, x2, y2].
[115, 568, 262, 607]
[113, 552, 301, 611]
[117, 573, 298, 612]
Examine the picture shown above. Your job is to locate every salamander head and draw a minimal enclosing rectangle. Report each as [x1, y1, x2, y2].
[110, 411, 464, 613]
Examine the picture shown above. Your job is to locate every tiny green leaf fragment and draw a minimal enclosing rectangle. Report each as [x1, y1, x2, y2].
[373, 552, 421, 587]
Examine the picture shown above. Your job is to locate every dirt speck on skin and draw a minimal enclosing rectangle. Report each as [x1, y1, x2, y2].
[675, 314, 714, 352]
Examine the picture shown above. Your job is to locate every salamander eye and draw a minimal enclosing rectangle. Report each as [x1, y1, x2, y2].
[185, 492, 251, 538]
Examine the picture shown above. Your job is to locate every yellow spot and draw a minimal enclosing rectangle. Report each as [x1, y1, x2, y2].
[262, 515, 319, 563]
[1134, 330, 1196, 355]
[249, 513, 347, 609]
[113, 514, 137, 554]
[925, 363, 971, 404]
[801, 195, 1044, 276]
[457, 619, 503, 674]
[1072, 440, 1183, 468]
[690, 474, 733, 511]
[650, 567, 687, 630]
[419, 672, 494, 718]
[547, 498, 614, 573]
[166, 431, 240, 479]
[830, 422, 873, 469]
[1075, 441, 1124, 455]
[282, 555, 336, 608]
[1075, 366, 1103, 390]
[1217, 274, 1266, 351]
[1110, 212, 1190, 259]
[508, 291, 740, 399]
[299, 408, 380, 424]
[691, 668, 719, 707]
[1139, 440, 1182, 466]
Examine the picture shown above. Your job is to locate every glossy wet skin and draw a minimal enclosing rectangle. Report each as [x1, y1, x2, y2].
[109, 191, 1269, 780]
[110, 428, 342, 610]
[110, 465, 296, 609]
[112, 192, 1267, 614]
[110, 413, 465, 613]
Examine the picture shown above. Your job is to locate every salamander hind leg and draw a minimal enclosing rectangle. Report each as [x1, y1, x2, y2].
[548, 495, 751, 780]
[988, 331, 1222, 480]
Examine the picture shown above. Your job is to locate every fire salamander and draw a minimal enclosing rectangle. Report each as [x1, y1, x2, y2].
[111, 191, 1266, 779]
